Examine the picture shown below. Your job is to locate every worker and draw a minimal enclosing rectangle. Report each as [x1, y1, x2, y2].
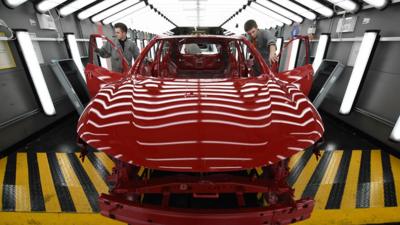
[244, 19, 277, 74]
[95, 22, 139, 73]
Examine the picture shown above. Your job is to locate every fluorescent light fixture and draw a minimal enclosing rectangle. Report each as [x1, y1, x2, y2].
[78, 0, 124, 20]
[258, 0, 303, 23]
[246, 7, 285, 27]
[95, 37, 109, 70]
[293, 0, 334, 17]
[91, 0, 140, 23]
[362, 0, 388, 9]
[269, 0, 316, 20]
[276, 37, 283, 55]
[288, 38, 300, 70]
[339, 31, 379, 115]
[102, 2, 146, 25]
[326, 0, 359, 13]
[149, 0, 247, 27]
[112, 6, 175, 34]
[390, 116, 400, 142]
[59, 0, 97, 17]
[251, 4, 292, 25]
[65, 34, 86, 83]
[16, 31, 56, 116]
[221, 5, 281, 34]
[3, 0, 28, 8]
[37, 0, 67, 13]
[312, 34, 330, 73]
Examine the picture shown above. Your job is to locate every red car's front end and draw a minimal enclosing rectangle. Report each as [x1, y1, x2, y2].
[78, 34, 323, 225]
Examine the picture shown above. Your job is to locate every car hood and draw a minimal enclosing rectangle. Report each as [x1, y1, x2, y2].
[77, 75, 324, 172]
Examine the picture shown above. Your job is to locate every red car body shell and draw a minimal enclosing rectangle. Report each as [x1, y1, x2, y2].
[77, 34, 324, 173]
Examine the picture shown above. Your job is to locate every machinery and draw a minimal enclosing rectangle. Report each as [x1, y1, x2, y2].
[77, 34, 324, 225]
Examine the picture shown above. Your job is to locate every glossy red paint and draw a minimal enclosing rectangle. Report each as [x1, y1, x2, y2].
[78, 34, 323, 172]
[78, 34, 323, 225]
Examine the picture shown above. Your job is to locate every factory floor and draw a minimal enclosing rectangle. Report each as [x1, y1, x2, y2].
[0, 112, 399, 225]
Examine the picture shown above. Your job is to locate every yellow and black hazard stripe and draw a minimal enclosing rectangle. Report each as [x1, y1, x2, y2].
[0, 152, 114, 213]
[0, 149, 400, 214]
[289, 148, 400, 210]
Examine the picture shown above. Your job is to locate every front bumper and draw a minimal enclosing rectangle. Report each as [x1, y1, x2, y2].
[99, 194, 314, 225]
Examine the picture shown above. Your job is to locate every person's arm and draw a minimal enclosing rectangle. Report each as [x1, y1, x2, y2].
[95, 41, 112, 58]
[263, 30, 278, 64]
[269, 44, 278, 64]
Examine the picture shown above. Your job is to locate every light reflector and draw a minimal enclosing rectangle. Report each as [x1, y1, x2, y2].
[91, 0, 140, 23]
[288, 39, 300, 70]
[339, 31, 379, 115]
[16, 31, 56, 116]
[65, 34, 86, 83]
[362, 0, 388, 9]
[312, 34, 330, 73]
[4, 0, 28, 8]
[78, 0, 124, 20]
[59, 0, 97, 17]
[37, 0, 67, 13]
[293, 0, 334, 17]
[390, 116, 400, 142]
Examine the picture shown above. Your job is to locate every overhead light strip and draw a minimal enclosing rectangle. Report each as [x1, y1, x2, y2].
[103, 3, 147, 25]
[362, 0, 388, 9]
[91, 0, 140, 23]
[78, 0, 124, 20]
[251, 4, 292, 25]
[293, 0, 334, 17]
[339, 30, 380, 115]
[36, 0, 67, 13]
[246, 7, 284, 27]
[3, 0, 28, 8]
[258, 0, 303, 23]
[269, 0, 316, 20]
[59, 0, 97, 17]
[326, 0, 359, 13]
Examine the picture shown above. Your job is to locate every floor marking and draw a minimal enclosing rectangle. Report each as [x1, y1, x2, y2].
[341, 150, 362, 209]
[293, 152, 324, 200]
[313, 150, 343, 209]
[370, 150, 384, 208]
[0, 157, 7, 210]
[56, 153, 92, 212]
[37, 153, 61, 212]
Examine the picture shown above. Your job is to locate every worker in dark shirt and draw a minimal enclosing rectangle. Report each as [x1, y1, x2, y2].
[95, 23, 139, 73]
[244, 20, 277, 74]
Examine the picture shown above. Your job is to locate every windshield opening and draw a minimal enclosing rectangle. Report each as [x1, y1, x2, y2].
[137, 38, 265, 79]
